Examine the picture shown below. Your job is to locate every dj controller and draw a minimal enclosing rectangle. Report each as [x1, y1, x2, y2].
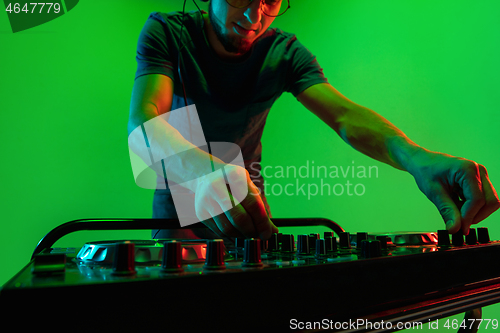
[2, 218, 500, 332]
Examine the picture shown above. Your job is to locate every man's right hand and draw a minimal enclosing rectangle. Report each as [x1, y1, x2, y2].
[193, 164, 278, 240]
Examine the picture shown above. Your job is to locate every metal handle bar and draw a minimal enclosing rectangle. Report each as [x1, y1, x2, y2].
[32, 217, 344, 259]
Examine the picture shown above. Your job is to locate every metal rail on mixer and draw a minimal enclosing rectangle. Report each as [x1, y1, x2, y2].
[31, 217, 345, 259]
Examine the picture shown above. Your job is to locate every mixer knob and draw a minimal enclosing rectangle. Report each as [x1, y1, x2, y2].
[356, 232, 368, 248]
[268, 233, 279, 252]
[281, 234, 295, 252]
[452, 230, 465, 246]
[360, 240, 382, 258]
[315, 239, 327, 259]
[309, 234, 320, 251]
[477, 227, 491, 244]
[437, 230, 451, 246]
[375, 236, 389, 249]
[465, 228, 478, 245]
[297, 235, 310, 255]
[243, 239, 263, 267]
[204, 239, 226, 270]
[324, 232, 334, 238]
[339, 232, 351, 249]
[260, 238, 268, 252]
[325, 235, 337, 252]
[235, 238, 246, 249]
[112, 241, 137, 275]
[161, 240, 183, 273]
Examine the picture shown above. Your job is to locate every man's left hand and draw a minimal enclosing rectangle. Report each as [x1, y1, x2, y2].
[408, 149, 500, 235]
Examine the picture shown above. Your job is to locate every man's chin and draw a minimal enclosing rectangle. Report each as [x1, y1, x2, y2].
[224, 37, 253, 55]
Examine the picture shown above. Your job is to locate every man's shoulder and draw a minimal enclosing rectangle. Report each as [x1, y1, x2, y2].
[144, 10, 201, 29]
[258, 27, 303, 53]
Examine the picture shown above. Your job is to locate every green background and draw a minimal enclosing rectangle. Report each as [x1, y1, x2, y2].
[1, 0, 499, 328]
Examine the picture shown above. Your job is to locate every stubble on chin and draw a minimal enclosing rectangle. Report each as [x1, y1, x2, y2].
[209, 4, 252, 54]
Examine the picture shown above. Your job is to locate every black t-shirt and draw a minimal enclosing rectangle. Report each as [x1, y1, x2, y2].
[134, 10, 328, 234]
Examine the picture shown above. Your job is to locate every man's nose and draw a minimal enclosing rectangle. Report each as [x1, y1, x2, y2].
[244, 0, 263, 25]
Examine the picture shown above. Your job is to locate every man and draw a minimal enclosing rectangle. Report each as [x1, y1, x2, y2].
[128, 0, 499, 241]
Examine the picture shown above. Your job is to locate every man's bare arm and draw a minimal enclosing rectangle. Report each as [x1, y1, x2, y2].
[297, 83, 500, 234]
[127, 74, 277, 239]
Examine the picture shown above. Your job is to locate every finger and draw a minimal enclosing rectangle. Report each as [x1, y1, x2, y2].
[428, 184, 462, 234]
[204, 197, 244, 238]
[196, 173, 234, 220]
[456, 162, 485, 235]
[202, 218, 229, 239]
[213, 212, 246, 238]
[472, 165, 500, 224]
[223, 196, 257, 237]
[240, 189, 276, 240]
[226, 169, 275, 240]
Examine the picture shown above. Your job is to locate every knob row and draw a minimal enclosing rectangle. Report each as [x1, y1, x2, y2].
[438, 227, 490, 246]
[112, 238, 265, 275]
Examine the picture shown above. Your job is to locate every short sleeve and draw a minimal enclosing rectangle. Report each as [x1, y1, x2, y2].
[285, 37, 329, 97]
[135, 12, 176, 81]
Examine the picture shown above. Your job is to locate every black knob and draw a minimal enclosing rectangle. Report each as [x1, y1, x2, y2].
[161, 240, 183, 273]
[477, 227, 491, 243]
[112, 241, 137, 275]
[360, 240, 382, 258]
[438, 230, 451, 246]
[325, 235, 337, 252]
[315, 239, 327, 258]
[339, 232, 351, 249]
[277, 233, 283, 244]
[260, 239, 268, 252]
[204, 239, 226, 270]
[235, 238, 246, 248]
[324, 232, 334, 238]
[465, 228, 478, 245]
[281, 234, 295, 252]
[376, 236, 389, 249]
[297, 235, 310, 255]
[452, 230, 465, 246]
[309, 233, 320, 251]
[243, 239, 263, 267]
[357, 232, 368, 248]
[268, 233, 279, 252]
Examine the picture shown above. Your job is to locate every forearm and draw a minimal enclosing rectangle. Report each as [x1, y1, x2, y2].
[128, 110, 224, 191]
[298, 83, 424, 172]
[337, 104, 424, 172]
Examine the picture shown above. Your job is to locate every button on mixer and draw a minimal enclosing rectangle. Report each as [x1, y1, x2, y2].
[465, 228, 478, 245]
[339, 232, 351, 249]
[204, 239, 226, 270]
[297, 234, 310, 255]
[243, 239, 263, 267]
[161, 240, 183, 273]
[325, 235, 337, 252]
[452, 230, 465, 246]
[356, 232, 368, 248]
[268, 233, 279, 252]
[375, 236, 389, 250]
[315, 239, 327, 259]
[281, 234, 295, 252]
[360, 240, 382, 258]
[112, 241, 137, 276]
[437, 230, 451, 247]
[309, 233, 319, 252]
[477, 227, 491, 244]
